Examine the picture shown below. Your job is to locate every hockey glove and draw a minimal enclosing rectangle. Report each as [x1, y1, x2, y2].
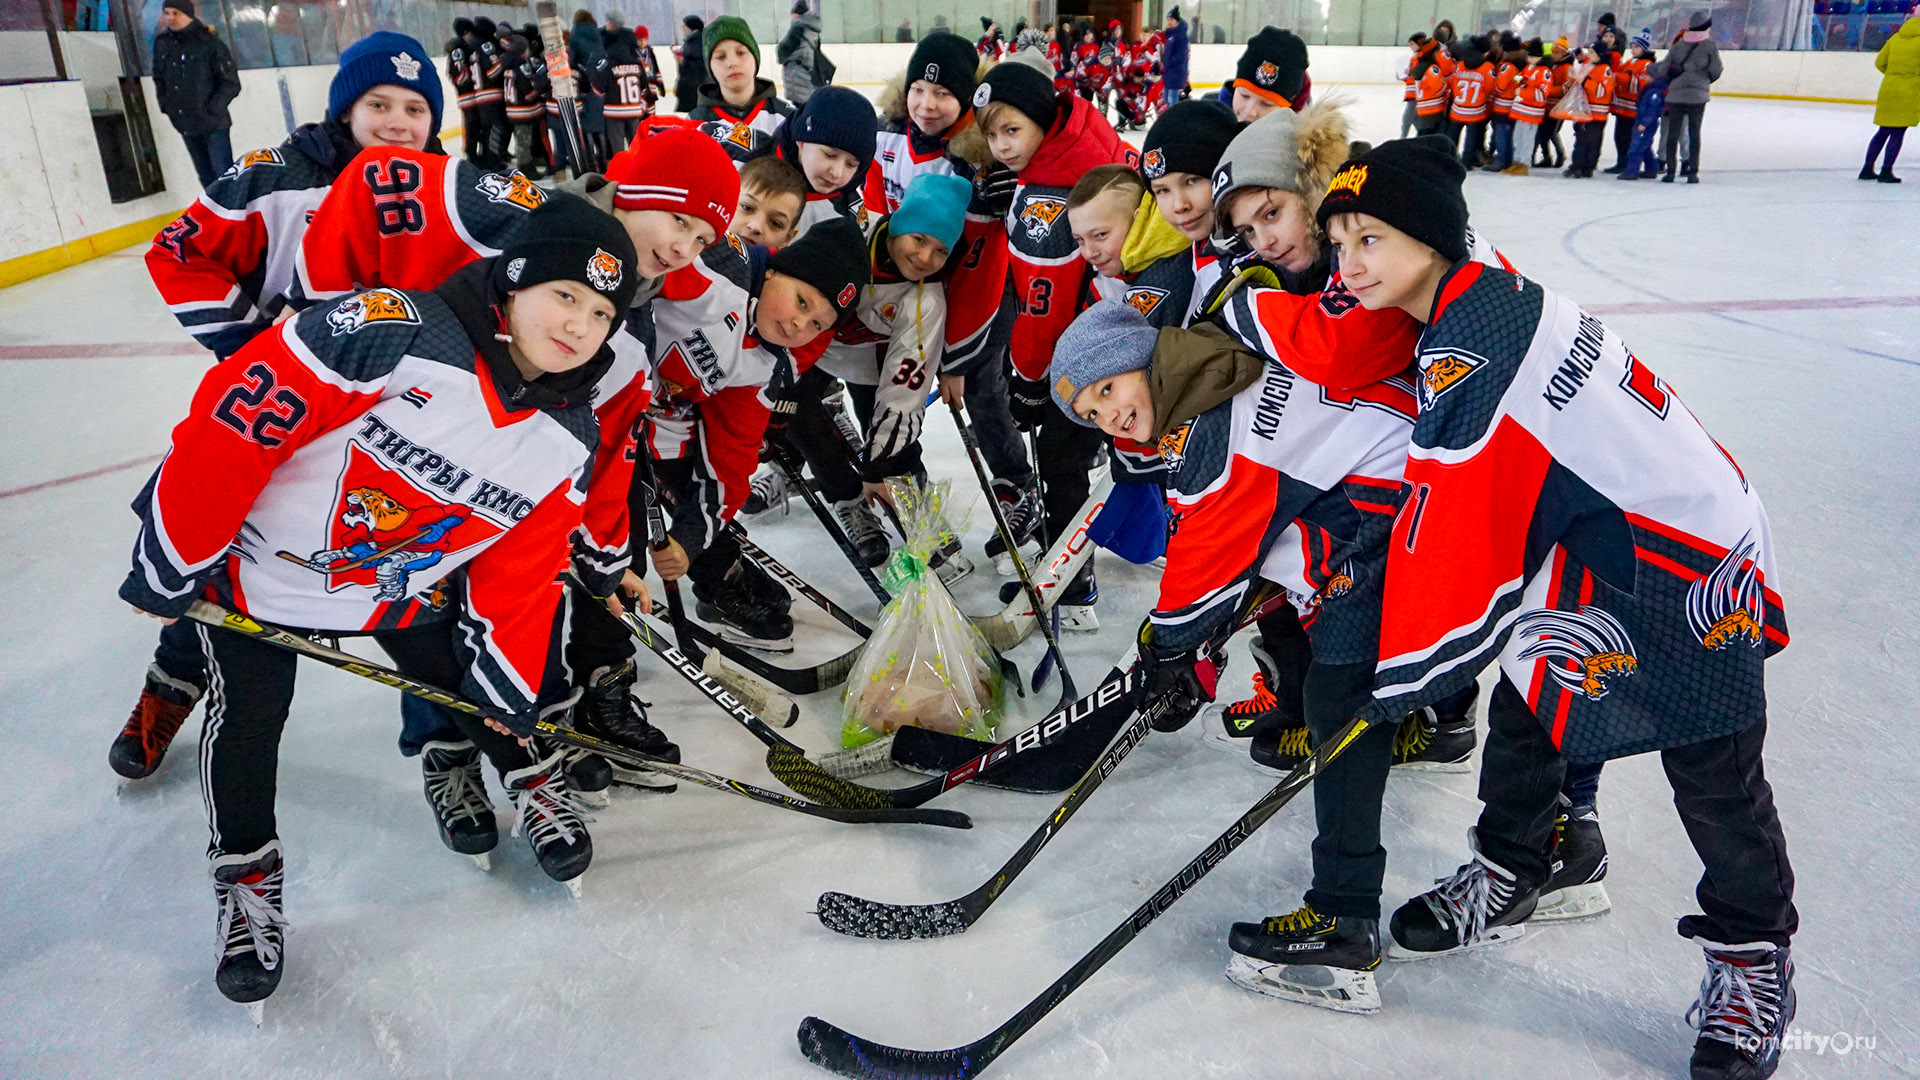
[1009, 375, 1054, 432]
[975, 164, 1019, 218]
[1133, 622, 1221, 732]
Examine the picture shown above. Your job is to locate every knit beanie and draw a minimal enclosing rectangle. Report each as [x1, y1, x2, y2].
[703, 14, 759, 70]
[162, 0, 194, 15]
[1140, 99, 1241, 181]
[1049, 301, 1161, 424]
[1631, 27, 1654, 51]
[683, 14, 703, 32]
[973, 60, 1059, 132]
[787, 86, 879, 177]
[766, 216, 872, 317]
[1314, 136, 1470, 264]
[330, 31, 443, 137]
[1688, 10, 1713, 30]
[1234, 27, 1310, 107]
[606, 127, 742, 239]
[1598, 11, 1617, 26]
[1207, 107, 1325, 242]
[473, 16, 496, 39]
[889, 173, 971, 251]
[909, 31, 980, 107]
[451, 16, 472, 37]
[494, 193, 641, 312]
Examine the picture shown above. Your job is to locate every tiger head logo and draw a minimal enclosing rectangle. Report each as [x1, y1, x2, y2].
[1416, 348, 1486, 408]
[1142, 148, 1166, 178]
[700, 120, 758, 151]
[725, 233, 747, 257]
[1255, 60, 1279, 86]
[1515, 606, 1639, 700]
[475, 170, 546, 211]
[585, 248, 623, 293]
[1124, 287, 1169, 318]
[1687, 532, 1767, 651]
[327, 289, 421, 336]
[342, 487, 412, 533]
[226, 148, 283, 178]
[1019, 197, 1067, 240]
[1158, 420, 1193, 468]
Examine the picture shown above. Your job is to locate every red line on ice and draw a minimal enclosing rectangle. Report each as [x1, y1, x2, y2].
[0, 454, 163, 501]
[0, 342, 203, 360]
[1588, 295, 1920, 316]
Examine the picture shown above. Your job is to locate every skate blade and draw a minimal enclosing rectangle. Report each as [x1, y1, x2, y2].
[469, 851, 493, 872]
[1531, 882, 1611, 922]
[243, 1000, 265, 1027]
[610, 765, 679, 793]
[1058, 605, 1100, 633]
[1226, 954, 1381, 1015]
[565, 877, 584, 900]
[713, 626, 795, 654]
[571, 787, 613, 810]
[1386, 921, 1526, 962]
[1392, 757, 1474, 774]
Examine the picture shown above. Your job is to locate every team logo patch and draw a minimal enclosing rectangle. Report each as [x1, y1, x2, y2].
[1687, 533, 1767, 651]
[1124, 286, 1169, 318]
[1158, 420, 1193, 467]
[837, 283, 858, 308]
[221, 148, 283, 178]
[506, 257, 526, 282]
[327, 289, 421, 336]
[972, 83, 992, 109]
[390, 53, 422, 81]
[924, 62, 941, 83]
[586, 248, 623, 293]
[1325, 163, 1368, 202]
[1515, 606, 1639, 700]
[879, 303, 898, 321]
[1415, 347, 1487, 408]
[1019, 196, 1067, 240]
[725, 233, 747, 257]
[475, 170, 546, 211]
[1255, 60, 1279, 86]
[1319, 565, 1355, 601]
[1142, 148, 1166, 178]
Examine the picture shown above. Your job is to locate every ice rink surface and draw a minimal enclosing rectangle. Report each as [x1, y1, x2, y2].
[3, 86, 1917, 1079]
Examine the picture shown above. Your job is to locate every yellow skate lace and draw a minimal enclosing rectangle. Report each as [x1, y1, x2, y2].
[1262, 905, 1327, 935]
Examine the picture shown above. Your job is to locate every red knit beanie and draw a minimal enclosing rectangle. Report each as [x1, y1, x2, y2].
[606, 127, 741, 238]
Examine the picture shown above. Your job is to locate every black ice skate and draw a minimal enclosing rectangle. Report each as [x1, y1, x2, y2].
[1388, 831, 1541, 961]
[1249, 722, 1313, 774]
[420, 740, 499, 870]
[1226, 905, 1383, 1014]
[928, 533, 975, 587]
[983, 477, 1042, 577]
[580, 660, 679, 793]
[743, 465, 792, 517]
[210, 840, 288, 1024]
[1687, 939, 1796, 1080]
[1205, 638, 1302, 754]
[1390, 703, 1476, 772]
[554, 736, 615, 808]
[1056, 563, 1099, 633]
[831, 496, 891, 568]
[694, 559, 794, 652]
[109, 665, 203, 779]
[505, 750, 593, 895]
[1534, 800, 1611, 922]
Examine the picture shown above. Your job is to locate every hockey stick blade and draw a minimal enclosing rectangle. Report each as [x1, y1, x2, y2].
[700, 649, 798, 728]
[967, 471, 1111, 654]
[812, 733, 899, 779]
[677, 611, 866, 695]
[800, 717, 1376, 1078]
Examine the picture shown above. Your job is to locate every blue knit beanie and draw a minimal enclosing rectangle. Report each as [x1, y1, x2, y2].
[787, 86, 879, 177]
[330, 31, 443, 138]
[1050, 301, 1162, 424]
[888, 173, 970, 252]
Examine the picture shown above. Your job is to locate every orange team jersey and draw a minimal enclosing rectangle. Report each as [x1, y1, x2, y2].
[1415, 66, 1451, 117]
[1612, 56, 1650, 116]
[1493, 60, 1521, 117]
[1402, 57, 1417, 100]
[1513, 65, 1553, 121]
[1582, 61, 1615, 113]
[1449, 63, 1494, 122]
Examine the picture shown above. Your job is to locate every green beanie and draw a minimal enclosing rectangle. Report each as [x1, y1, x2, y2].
[703, 15, 760, 72]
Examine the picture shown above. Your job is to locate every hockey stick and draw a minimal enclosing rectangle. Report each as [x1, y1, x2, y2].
[797, 716, 1375, 1077]
[730, 523, 873, 638]
[764, 441, 894, 606]
[964, 470, 1109, 654]
[947, 400, 1075, 703]
[181, 601, 969, 830]
[534, 2, 595, 175]
[273, 526, 433, 575]
[1023, 430, 1063, 694]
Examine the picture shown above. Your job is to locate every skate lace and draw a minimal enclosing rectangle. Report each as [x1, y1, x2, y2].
[1272, 724, 1312, 758]
[1225, 672, 1277, 719]
[124, 691, 195, 758]
[513, 772, 595, 847]
[1687, 950, 1785, 1049]
[1262, 905, 1327, 936]
[833, 500, 888, 548]
[1394, 709, 1435, 759]
[1424, 859, 1513, 947]
[425, 754, 493, 826]
[216, 864, 287, 968]
[748, 468, 789, 512]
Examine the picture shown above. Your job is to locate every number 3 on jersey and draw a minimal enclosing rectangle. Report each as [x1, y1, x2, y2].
[1023, 278, 1053, 317]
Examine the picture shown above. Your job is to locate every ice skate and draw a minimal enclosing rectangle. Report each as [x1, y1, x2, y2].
[505, 750, 593, 886]
[1056, 564, 1100, 634]
[1390, 703, 1475, 772]
[831, 496, 891, 568]
[1687, 939, 1795, 1080]
[1204, 638, 1300, 754]
[1249, 721, 1313, 774]
[579, 660, 679, 793]
[556, 740, 614, 808]
[1226, 905, 1382, 1014]
[420, 739, 499, 870]
[983, 477, 1042, 576]
[1388, 831, 1540, 961]
[742, 466, 792, 517]
[930, 536, 975, 587]
[109, 664, 203, 779]
[694, 560, 794, 652]
[1534, 800, 1611, 921]
[210, 840, 288, 1013]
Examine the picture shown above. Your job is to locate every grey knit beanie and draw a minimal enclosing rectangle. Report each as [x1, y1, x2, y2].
[1050, 301, 1161, 424]
[1208, 109, 1315, 245]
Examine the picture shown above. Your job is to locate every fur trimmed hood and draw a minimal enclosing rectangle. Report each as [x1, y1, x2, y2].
[877, 71, 994, 172]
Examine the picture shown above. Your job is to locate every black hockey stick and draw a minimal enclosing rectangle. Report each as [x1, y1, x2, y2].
[947, 400, 1075, 704]
[181, 601, 969, 830]
[764, 441, 894, 606]
[798, 716, 1376, 1077]
[534, 2, 595, 175]
[730, 522, 873, 638]
[675, 614, 866, 695]
[1023, 430, 1064, 694]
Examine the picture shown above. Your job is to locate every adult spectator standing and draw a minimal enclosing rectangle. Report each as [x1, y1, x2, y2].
[778, 1, 824, 106]
[1657, 11, 1721, 183]
[152, 0, 241, 188]
[569, 9, 610, 165]
[1594, 12, 1628, 54]
[675, 14, 707, 113]
[1862, 13, 1918, 182]
[1160, 7, 1189, 109]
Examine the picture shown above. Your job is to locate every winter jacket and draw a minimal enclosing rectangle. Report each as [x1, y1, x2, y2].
[777, 12, 823, 105]
[151, 19, 241, 135]
[603, 28, 652, 120]
[690, 79, 796, 165]
[1612, 55, 1652, 117]
[1161, 18, 1189, 89]
[675, 28, 708, 111]
[1658, 38, 1721, 106]
[1874, 18, 1920, 129]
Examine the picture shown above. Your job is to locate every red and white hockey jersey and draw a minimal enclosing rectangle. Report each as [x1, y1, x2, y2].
[867, 116, 980, 215]
[818, 226, 947, 464]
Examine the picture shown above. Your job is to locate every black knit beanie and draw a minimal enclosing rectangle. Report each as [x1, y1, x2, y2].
[494, 193, 641, 311]
[1235, 27, 1310, 105]
[909, 31, 980, 107]
[973, 60, 1058, 132]
[1314, 136, 1470, 264]
[766, 216, 872, 317]
[473, 16, 496, 39]
[1141, 99, 1241, 181]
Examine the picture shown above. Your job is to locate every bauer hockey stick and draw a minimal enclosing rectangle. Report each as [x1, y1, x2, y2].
[181, 601, 970, 830]
[965, 470, 1111, 654]
[730, 522, 874, 638]
[763, 441, 894, 606]
[798, 715, 1375, 1078]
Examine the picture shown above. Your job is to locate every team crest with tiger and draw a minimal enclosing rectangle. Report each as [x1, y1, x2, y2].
[327, 289, 421, 336]
[1019, 197, 1067, 240]
[222, 147, 283, 178]
[1318, 564, 1355, 602]
[1514, 606, 1638, 700]
[475, 171, 546, 211]
[1158, 420, 1193, 468]
[1124, 286, 1169, 318]
[1415, 347, 1487, 408]
[1687, 532, 1767, 650]
[1255, 61, 1279, 86]
[1142, 148, 1166, 178]
[725, 233, 747, 257]
[586, 248, 623, 292]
